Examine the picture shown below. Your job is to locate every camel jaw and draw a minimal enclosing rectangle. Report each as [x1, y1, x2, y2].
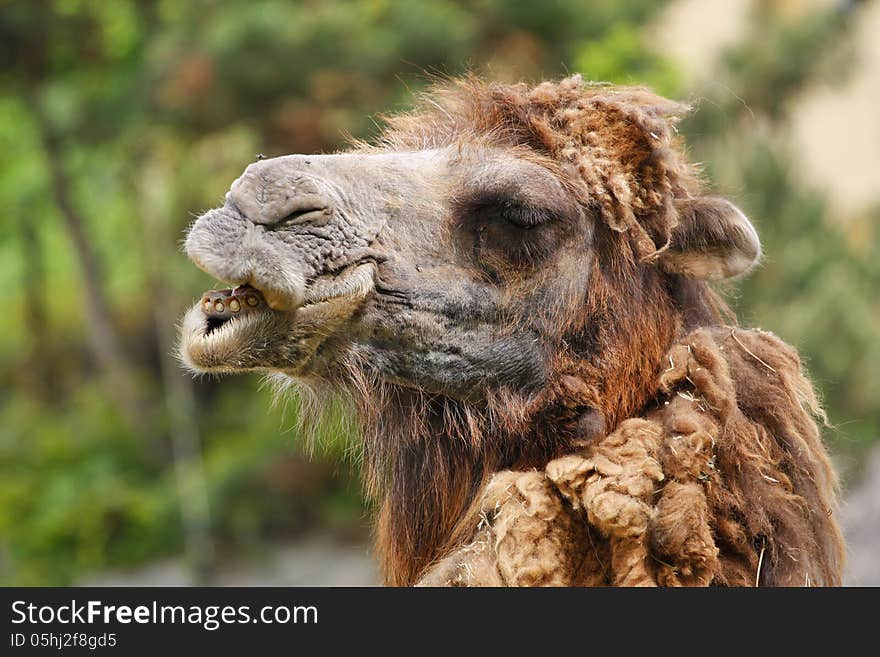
[179, 262, 375, 375]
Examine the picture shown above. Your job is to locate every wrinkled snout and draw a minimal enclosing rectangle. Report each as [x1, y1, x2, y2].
[185, 154, 388, 312]
[226, 158, 335, 227]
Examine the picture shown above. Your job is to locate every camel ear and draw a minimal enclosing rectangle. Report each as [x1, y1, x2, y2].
[658, 197, 761, 280]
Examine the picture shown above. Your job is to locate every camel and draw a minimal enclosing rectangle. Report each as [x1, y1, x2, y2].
[179, 76, 844, 586]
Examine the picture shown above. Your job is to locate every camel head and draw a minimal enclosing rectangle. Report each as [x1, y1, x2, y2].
[179, 76, 762, 583]
[181, 145, 596, 395]
[181, 76, 759, 407]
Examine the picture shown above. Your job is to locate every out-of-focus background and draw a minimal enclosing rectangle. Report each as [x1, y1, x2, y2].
[1, 0, 878, 587]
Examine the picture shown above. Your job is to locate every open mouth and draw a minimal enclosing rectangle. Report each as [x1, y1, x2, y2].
[201, 284, 266, 335]
[198, 261, 376, 336]
[179, 262, 375, 374]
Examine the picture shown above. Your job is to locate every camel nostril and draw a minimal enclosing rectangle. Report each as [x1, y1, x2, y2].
[232, 193, 333, 228]
[266, 191, 334, 227]
[277, 205, 333, 227]
[227, 162, 334, 227]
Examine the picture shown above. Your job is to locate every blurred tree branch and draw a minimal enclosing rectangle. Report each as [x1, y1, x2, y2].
[19, 220, 54, 401]
[27, 93, 146, 431]
[19, 0, 148, 432]
[140, 149, 216, 584]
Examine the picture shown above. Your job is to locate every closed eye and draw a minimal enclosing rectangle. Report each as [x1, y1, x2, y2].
[498, 204, 555, 229]
[473, 200, 557, 230]
[462, 198, 571, 268]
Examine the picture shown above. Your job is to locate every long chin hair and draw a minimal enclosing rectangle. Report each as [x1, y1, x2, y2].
[270, 352, 579, 586]
[340, 349, 547, 587]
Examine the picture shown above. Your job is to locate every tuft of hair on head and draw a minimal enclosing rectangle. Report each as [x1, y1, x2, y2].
[375, 74, 764, 283]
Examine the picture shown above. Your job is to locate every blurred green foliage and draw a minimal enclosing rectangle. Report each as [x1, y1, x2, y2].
[680, 1, 880, 450]
[0, 0, 876, 584]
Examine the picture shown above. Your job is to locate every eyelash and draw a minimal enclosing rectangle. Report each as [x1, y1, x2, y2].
[470, 202, 559, 266]
[477, 203, 553, 229]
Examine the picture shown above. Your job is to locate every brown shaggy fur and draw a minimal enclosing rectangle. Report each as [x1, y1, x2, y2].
[416, 327, 842, 586]
[339, 76, 844, 586]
